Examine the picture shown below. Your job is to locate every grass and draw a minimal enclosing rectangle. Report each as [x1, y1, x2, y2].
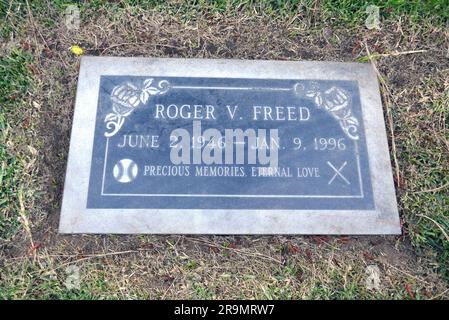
[83, 0, 449, 24]
[397, 80, 449, 279]
[0, 260, 119, 299]
[0, 0, 448, 299]
[1, 0, 448, 26]
[0, 49, 33, 242]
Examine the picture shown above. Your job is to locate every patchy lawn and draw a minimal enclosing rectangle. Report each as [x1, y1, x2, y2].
[0, 0, 448, 299]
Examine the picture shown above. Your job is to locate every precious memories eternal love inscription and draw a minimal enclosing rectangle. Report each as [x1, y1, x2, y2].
[59, 58, 400, 234]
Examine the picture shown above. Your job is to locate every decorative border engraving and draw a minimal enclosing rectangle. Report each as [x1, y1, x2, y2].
[105, 79, 170, 137]
[100, 79, 364, 198]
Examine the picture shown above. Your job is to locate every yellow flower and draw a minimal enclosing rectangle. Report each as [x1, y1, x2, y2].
[70, 45, 84, 56]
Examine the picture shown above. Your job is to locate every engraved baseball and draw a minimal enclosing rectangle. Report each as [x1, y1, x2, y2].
[113, 159, 138, 183]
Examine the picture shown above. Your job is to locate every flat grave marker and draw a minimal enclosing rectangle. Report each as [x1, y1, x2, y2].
[59, 57, 400, 234]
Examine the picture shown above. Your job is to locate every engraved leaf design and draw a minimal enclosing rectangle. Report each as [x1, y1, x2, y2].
[305, 90, 316, 98]
[143, 78, 153, 88]
[345, 117, 359, 126]
[140, 91, 150, 104]
[314, 95, 323, 107]
[104, 113, 118, 122]
[145, 87, 162, 95]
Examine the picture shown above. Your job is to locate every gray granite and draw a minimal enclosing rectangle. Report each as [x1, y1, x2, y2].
[59, 57, 401, 234]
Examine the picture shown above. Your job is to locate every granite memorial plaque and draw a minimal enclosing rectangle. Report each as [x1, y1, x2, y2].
[59, 57, 400, 234]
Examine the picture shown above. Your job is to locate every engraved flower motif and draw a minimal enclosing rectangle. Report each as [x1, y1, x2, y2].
[295, 81, 359, 140]
[110, 83, 141, 117]
[104, 78, 170, 137]
[323, 87, 351, 118]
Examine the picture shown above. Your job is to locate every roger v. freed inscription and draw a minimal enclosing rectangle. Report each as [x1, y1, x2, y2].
[59, 58, 400, 234]
[88, 77, 373, 210]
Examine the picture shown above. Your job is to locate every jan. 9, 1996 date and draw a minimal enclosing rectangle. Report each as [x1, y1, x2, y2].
[168, 136, 346, 151]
